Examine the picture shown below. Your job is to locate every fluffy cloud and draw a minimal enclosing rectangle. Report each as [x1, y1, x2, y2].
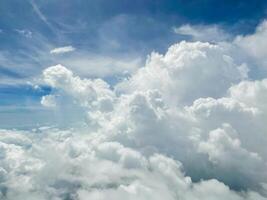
[42, 64, 114, 111]
[235, 20, 267, 70]
[116, 41, 246, 105]
[175, 20, 267, 76]
[198, 125, 266, 188]
[0, 128, 265, 200]
[2, 21, 267, 199]
[31, 40, 267, 199]
[42, 64, 115, 128]
[229, 79, 267, 112]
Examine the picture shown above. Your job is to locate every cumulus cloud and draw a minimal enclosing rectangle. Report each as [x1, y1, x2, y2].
[50, 46, 76, 54]
[175, 20, 267, 76]
[229, 79, 267, 112]
[2, 20, 267, 199]
[33, 43, 267, 199]
[235, 20, 267, 70]
[0, 128, 266, 200]
[116, 41, 246, 105]
[42, 64, 115, 112]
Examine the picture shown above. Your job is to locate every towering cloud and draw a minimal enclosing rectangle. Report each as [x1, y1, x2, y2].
[1, 21, 267, 200]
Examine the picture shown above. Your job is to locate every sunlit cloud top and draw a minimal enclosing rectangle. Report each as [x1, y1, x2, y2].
[0, 1, 267, 200]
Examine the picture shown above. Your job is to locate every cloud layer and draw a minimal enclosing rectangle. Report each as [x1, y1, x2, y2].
[1, 21, 267, 199]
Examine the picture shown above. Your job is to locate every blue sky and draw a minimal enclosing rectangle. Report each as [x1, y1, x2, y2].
[1, 0, 267, 128]
[2, 1, 267, 199]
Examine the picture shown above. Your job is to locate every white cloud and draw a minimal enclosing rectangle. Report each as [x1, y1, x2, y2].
[235, 20, 267, 70]
[50, 46, 76, 54]
[36, 40, 267, 196]
[42, 64, 115, 111]
[198, 125, 265, 174]
[174, 20, 267, 76]
[3, 20, 267, 199]
[116, 41, 245, 105]
[0, 128, 266, 200]
[229, 79, 267, 112]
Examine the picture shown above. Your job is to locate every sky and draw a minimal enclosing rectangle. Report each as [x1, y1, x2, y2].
[1, 0, 267, 128]
[1, 1, 267, 200]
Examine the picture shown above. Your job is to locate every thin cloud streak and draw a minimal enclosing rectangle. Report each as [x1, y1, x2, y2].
[50, 46, 76, 54]
[29, 0, 55, 32]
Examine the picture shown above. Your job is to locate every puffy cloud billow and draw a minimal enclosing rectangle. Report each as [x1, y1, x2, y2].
[1, 21, 267, 200]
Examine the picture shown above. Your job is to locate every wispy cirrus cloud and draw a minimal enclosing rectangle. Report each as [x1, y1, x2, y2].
[29, 0, 56, 32]
[14, 29, 33, 38]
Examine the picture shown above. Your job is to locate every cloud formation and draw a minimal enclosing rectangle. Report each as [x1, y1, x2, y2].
[1, 21, 267, 199]
[0, 128, 266, 200]
[50, 46, 76, 54]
